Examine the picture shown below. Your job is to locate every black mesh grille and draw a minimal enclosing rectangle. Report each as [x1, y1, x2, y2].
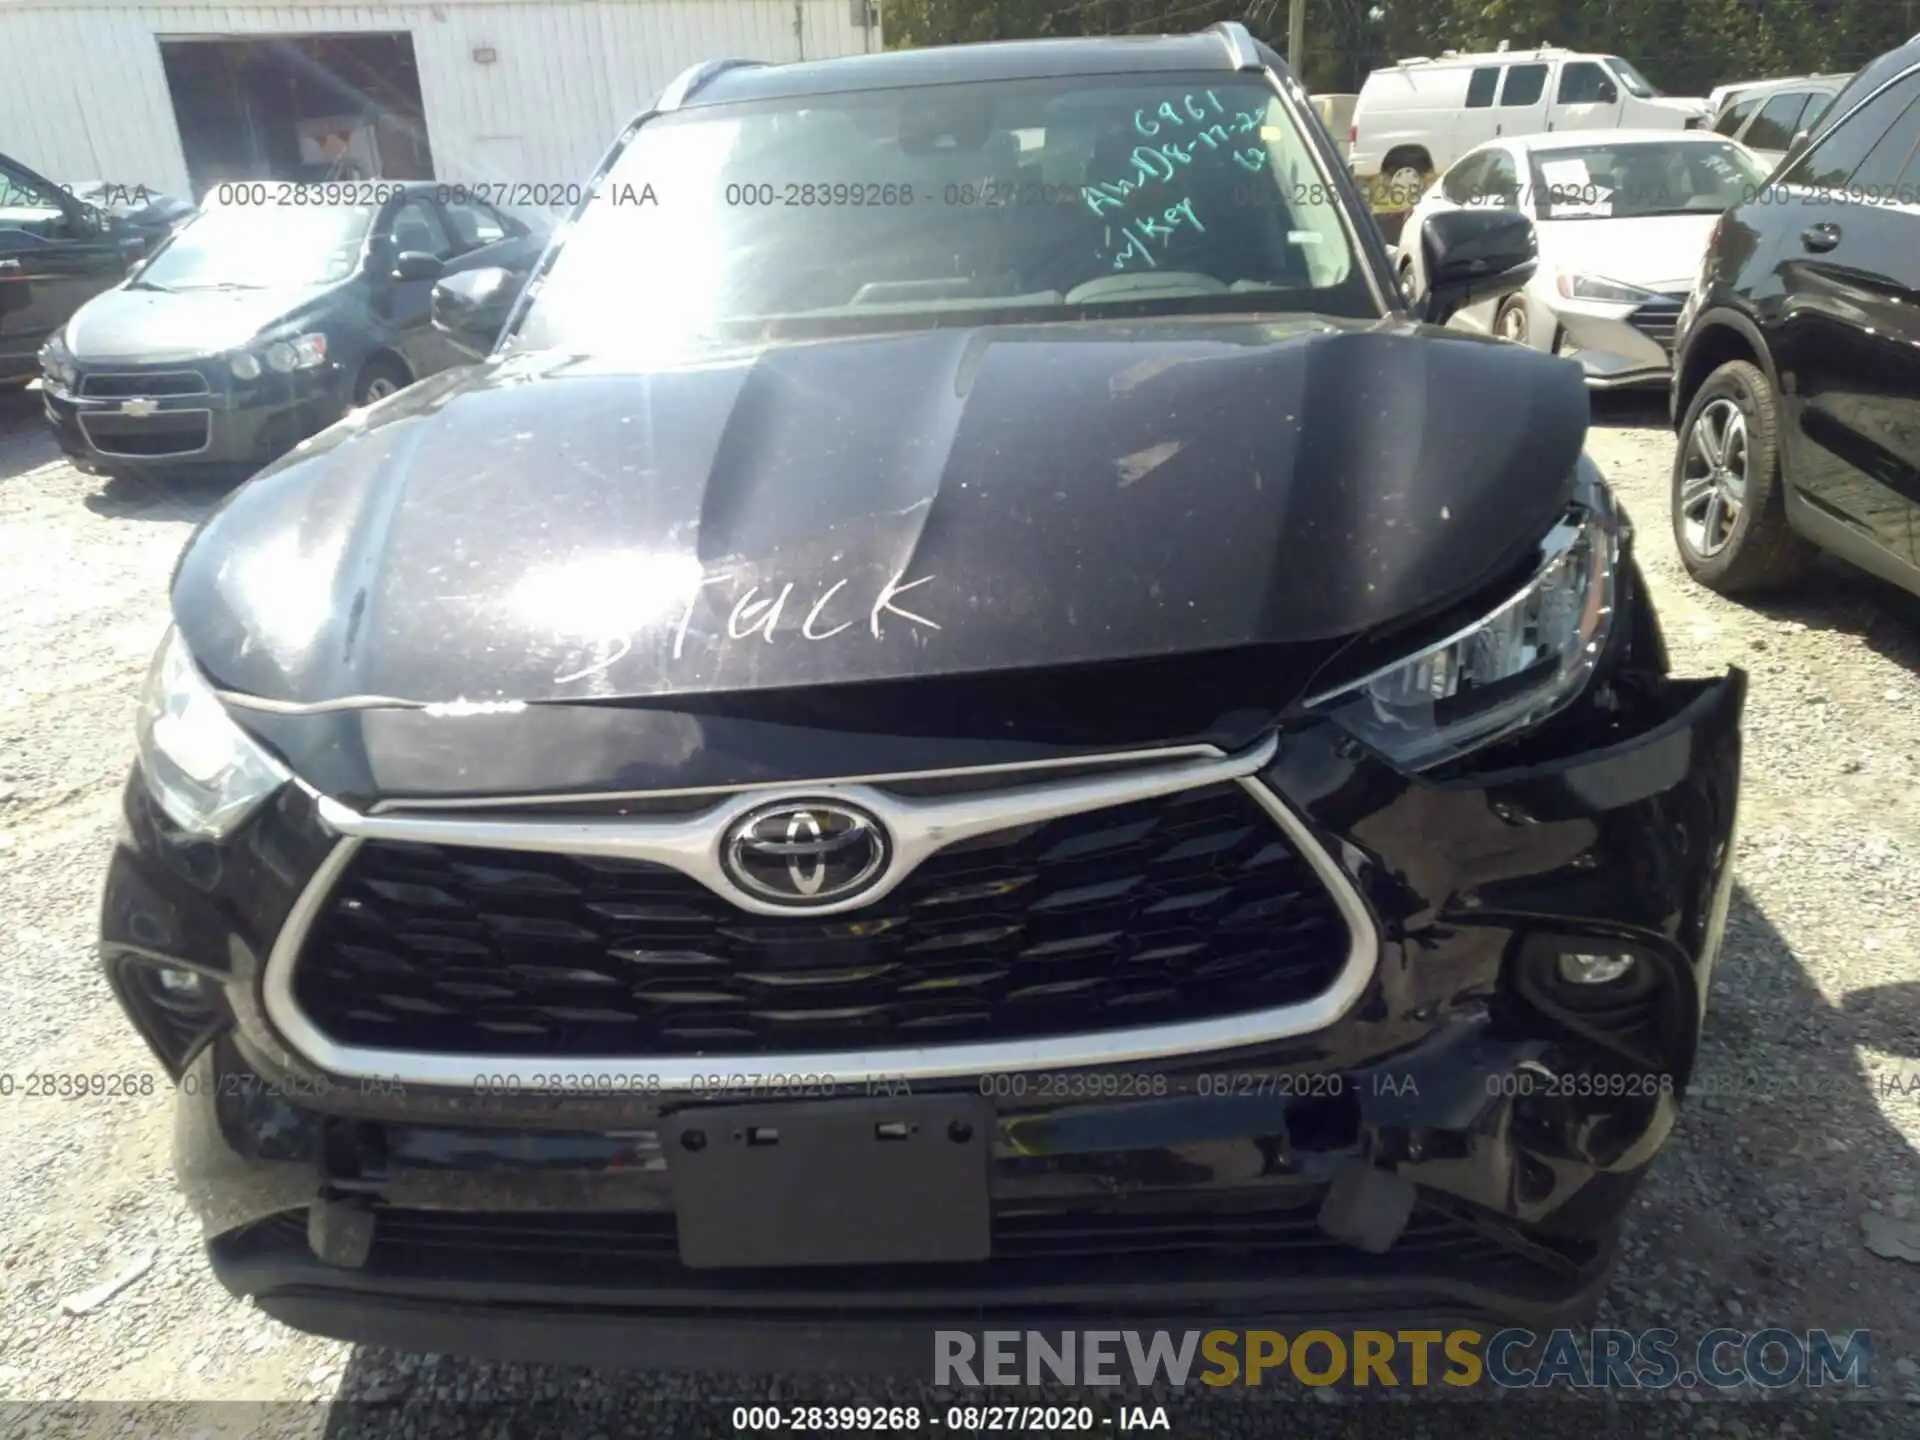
[78, 368, 211, 398]
[1626, 293, 1688, 355]
[293, 781, 1351, 1057]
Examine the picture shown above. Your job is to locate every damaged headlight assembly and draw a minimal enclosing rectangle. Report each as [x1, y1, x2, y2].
[135, 627, 288, 838]
[1307, 504, 1617, 770]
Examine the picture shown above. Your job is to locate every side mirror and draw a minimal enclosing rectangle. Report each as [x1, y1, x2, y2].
[431, 265, 517, 356]
[392, 250, 445, 283]
[1784, 129, 1812, 164]
[1414, 208, 1538, 326]
[1597, 79, 1619, 105]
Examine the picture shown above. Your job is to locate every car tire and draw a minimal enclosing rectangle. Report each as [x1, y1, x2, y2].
[1670, 359, 1812, 594]
[353, 356, 411, 407]
[1380, 147, 1431, 206]
[1494, 296, 1530, 346]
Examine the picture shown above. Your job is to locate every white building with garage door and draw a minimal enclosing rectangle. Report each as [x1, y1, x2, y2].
[0, 0, 883, 201]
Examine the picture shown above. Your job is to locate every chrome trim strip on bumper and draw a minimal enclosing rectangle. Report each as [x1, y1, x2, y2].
[360, 742, 1228, 814]
[262, 739, 1379, 1089]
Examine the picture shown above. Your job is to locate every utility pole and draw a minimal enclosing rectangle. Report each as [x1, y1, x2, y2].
[1288, 0, 1305, 79]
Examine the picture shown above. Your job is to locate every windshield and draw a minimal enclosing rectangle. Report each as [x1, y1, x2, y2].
[136, 203, 375, 289]
[1527, 139, 1764, 220]
[1604, 57, 1661, 99]
[512, 73, 1372, 356]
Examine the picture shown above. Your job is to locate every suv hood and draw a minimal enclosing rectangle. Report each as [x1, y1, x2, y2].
[174, 316, 1589, 709]
[66, 282, 334, 362]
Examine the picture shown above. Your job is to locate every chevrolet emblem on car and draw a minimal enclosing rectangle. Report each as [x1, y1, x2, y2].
[118, 397, 158, 417]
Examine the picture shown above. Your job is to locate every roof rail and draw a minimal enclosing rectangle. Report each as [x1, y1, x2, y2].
[656, 57, 764, 111]
[1208, 20, 1264, 71]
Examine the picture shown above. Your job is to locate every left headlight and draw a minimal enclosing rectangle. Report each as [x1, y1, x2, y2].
[1306, 504, 1617, 771]
[1555, 273, 1656, 304]
[135, 627, 289, 838]
[39, 330, 76, 387]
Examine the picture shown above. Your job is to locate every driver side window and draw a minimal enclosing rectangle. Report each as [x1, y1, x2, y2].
[0, 163, 77, 241]
[388, 198, 454, 260]
[1442, 152, 1488, 205]
[1481, 150, 1521, 207]
[1558, 62, 1614, 106]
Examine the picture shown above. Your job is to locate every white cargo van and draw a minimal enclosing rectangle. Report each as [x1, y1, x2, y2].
[1349, 48, 1710, 187]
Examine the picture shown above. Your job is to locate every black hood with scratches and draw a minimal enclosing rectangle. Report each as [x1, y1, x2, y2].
[175, 314, 1588, 722]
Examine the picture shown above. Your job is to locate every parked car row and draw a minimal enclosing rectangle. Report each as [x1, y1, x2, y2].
[1393, 34, 1920, 609]
[1669, 36, 1920, 600]
[1707, 72, 1848, 170]
[1396, 129, 1768, 388]
[3, 150, 550, 478]
[1348, 46, 1712, 195]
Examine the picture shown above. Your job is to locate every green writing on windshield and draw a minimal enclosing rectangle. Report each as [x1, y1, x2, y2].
[1086, 95, 1270, 270]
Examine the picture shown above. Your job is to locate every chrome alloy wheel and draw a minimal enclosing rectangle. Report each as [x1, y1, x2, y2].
[1679, 396, 1749, 558]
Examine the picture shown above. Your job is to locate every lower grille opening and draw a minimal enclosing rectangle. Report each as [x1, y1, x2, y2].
[229, 1193, 1584, 1296]
[291, 781, 1352, 1058]
[79, 410, 211, 457]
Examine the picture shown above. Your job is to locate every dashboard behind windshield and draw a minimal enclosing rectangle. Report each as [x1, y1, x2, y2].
[512, 73, 1376, 354]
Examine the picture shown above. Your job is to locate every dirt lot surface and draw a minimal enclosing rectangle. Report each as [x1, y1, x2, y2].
[2, 384, 1918, 1438]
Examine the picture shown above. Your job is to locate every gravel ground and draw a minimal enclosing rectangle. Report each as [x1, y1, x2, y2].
[2, 385, 1918, 1439]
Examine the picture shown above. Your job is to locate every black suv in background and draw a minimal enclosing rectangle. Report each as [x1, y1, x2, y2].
[1669, 36, 1920, 597]
[38, 182, 548, 481]
[0, 150, 147, 384]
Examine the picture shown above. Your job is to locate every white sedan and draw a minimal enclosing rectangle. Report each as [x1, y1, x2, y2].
[1395, 130, 1770, 388]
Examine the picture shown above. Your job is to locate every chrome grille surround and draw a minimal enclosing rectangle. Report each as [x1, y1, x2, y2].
[263, 734, 1379, 1088]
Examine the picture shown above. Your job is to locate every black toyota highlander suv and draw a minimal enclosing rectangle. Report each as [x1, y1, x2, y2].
[101, 26, 1744, 1371]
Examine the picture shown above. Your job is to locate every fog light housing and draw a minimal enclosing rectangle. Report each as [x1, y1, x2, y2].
[156, 965, 207, 996]
[1512, 931, 1681, 1072]
[1556, 950, 1637, 986]
[104, 954, 228, 1077]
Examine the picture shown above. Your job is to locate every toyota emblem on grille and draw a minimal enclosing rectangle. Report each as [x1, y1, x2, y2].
[721, 800, 891, 906]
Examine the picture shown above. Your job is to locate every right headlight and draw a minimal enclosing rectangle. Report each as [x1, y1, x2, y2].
[1305, 505, 1617, 771]
[135, 627, 289, 838]
[1555, 273, 1656, 304]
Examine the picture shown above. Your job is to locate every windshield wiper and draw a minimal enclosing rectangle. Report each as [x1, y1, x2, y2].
[172, 281, 270, 291]
[123, 279, 173, 292]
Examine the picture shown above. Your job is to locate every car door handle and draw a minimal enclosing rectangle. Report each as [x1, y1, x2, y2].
[1801, 222, 1842, 253]
[0, 257, 21, 271]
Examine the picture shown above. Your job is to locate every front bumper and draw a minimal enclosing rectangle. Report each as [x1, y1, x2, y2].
[42, 364, 349, 476]
[100, 579, 1744, 1369]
